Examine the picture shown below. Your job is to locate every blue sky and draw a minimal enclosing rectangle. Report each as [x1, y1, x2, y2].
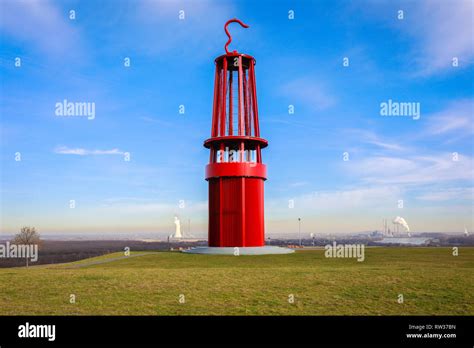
[0, 0, 473, 238]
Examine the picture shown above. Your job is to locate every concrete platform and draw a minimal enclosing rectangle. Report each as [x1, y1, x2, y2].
[182, 246, 295, 255]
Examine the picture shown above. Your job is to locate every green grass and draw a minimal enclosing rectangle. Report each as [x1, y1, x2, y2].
[0, 247, 472, 315]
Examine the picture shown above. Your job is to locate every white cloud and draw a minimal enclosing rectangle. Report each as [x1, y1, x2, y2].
[289, 181, 308, 188]
[134, 0, 235, 57]
[267, 186, 402, 214]
[341, 100, 473, 186]
[0, 0, 82, 58]
[361, 0, 473, 76]
[343, 129, 407, 152]
[280, 77, 336, 111]
[302, 186, 401, 209]
[425, 99, 473, 136]
[139, 116, 173, 126]
[349, 153, 473, 185]
[54, 146, 125, 156]
[416, 187, 474, 201]
[100, 198, 207, 215]
[402, 0, 474, 76]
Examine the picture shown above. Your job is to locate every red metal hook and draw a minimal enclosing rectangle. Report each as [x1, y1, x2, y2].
[224, 18, 249, 54]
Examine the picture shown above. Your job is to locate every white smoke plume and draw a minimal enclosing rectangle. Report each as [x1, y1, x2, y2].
[393, 216, 410, 232]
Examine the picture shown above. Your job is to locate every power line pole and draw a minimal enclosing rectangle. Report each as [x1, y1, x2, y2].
[298, 217, 302, 247]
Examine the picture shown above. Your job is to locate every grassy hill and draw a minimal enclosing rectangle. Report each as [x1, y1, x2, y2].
[0, 247, 472, 315]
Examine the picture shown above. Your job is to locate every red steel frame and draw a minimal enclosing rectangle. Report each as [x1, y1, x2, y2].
[205, 19, 267, 247]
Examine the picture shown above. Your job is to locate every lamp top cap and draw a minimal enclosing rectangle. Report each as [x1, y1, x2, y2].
[224, 18, 249, 55]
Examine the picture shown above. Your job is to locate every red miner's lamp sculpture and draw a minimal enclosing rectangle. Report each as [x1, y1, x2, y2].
[205, 19, 267, 248]
[185, 19, 293, 255]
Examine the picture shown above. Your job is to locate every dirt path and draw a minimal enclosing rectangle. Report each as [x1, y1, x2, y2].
[58, 252, 158, 269]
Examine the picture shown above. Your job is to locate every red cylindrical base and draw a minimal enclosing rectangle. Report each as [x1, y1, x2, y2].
[208, 177, 264, 247]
